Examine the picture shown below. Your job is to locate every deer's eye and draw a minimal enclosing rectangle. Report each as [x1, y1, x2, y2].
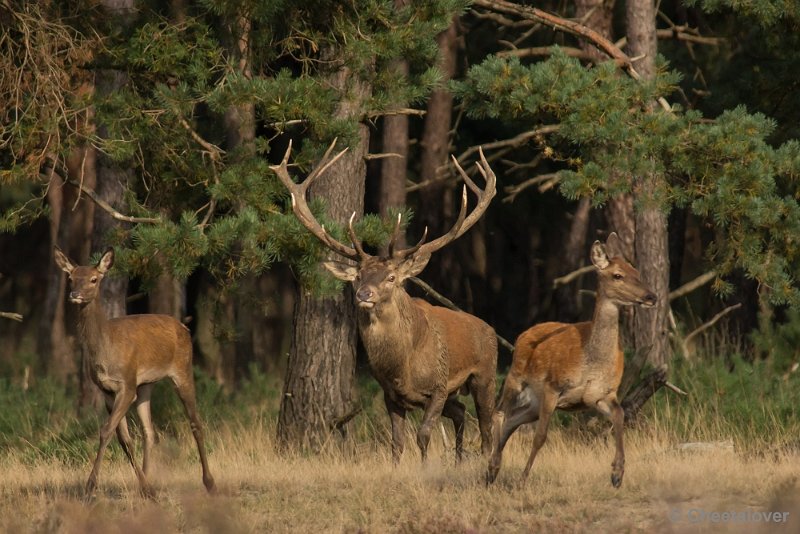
[90, 277, 98, 284]
[613, 273, 623, 280]
[387, 275, 396, 283]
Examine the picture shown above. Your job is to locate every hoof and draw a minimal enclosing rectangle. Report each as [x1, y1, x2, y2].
[611, 472, 623, 488]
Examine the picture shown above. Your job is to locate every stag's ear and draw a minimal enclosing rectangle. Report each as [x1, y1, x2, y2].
[590, 240, 610, 270]
[53, 247, 75, 274]
[97, 248, 114, 274]
[323, 261, 358, 282]
[397, 252, 431, 279]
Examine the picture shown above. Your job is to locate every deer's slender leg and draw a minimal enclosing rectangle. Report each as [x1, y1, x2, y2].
[487, 403, 538, 484]
[442, 397, 466, 463]
[521, 388, 558, 482]
[417, 390, 448, 462]
[469, 373, 496, 456]
[597, 397, 626, 488]
[135, 383, 155, 476]
[384, 393, 407, 464]
[87, 386, 139, 497]
[172, 375, 215, 493]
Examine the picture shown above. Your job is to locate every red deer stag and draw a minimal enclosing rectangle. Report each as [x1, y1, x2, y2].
[54, 247, 215, 497]
[272, 141, 498, 463]
[486, 233, 657, 487]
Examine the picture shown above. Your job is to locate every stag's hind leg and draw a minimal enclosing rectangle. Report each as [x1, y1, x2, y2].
[172, 374, 215, 493]
[442, 397, 466, 463]
[469, 373, 496, 457]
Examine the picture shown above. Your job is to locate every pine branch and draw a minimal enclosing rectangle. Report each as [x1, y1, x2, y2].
[472, 0, 672, 112]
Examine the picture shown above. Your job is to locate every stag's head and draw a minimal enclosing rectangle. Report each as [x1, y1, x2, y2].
[590, 233, 657, 308]
[54, 247, 114, 305]
[271, 140, 496, 311]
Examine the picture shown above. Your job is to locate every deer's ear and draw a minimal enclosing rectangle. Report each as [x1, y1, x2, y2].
[397, 252, 431, 279]
[605, 232, 626, 260]
[97, 248, 114, 274]
[53, 247, 75, 274]
[590, 241, 610, 270]
[323, 261, 358, 282]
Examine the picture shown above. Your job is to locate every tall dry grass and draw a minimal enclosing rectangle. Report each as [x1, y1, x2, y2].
[2, 412, 799, 533]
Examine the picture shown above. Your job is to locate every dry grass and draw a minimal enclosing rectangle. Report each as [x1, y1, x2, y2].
[2, 417, 800, 533]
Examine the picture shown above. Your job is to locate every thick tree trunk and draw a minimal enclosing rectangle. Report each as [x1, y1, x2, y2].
[277, 65, 368, 452]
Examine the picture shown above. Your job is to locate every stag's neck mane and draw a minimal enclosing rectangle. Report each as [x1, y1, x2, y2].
[357, 287, 430, 374]
[584, 293, 621, 365]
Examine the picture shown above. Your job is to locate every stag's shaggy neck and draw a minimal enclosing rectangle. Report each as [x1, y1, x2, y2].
[357, 287, 428, 377]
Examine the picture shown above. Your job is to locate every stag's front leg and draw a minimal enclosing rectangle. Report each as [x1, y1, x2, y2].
[384, 393, 407, 464]
[417, 389, 448, 462]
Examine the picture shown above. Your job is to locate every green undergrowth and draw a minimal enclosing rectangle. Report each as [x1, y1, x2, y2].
[2, 349, 799, 464]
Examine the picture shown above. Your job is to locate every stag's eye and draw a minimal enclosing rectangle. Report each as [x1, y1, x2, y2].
[387, 275, 396, 283]
[90, 277, 98, 284]
[613, 273, 623, 280]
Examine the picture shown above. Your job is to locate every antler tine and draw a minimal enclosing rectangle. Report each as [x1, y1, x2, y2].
[408, 149, 496, 258]
[270, 139, 361, 261]
[387, 213, 403, 257]
[347, 212, 370, 260]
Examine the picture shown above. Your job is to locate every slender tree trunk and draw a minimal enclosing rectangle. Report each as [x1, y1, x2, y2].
[277, 64, 368, 452]
[418, 17, 458, 296]
[81, 0, 135, 412]
[626, 0, 671, 367]
[378, 0, 411, 238]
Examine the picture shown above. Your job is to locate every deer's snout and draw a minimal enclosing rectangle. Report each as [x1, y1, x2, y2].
[356, 286, 376, 308]
[641, 292, 657, 307]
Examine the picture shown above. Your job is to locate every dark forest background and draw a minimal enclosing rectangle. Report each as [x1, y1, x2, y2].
[2, 0, 800, 448]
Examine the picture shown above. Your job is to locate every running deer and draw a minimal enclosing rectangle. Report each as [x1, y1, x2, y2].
[272, 141, 498, 462]
[486, 233, 657, 487]
[54, 247, 215, 497]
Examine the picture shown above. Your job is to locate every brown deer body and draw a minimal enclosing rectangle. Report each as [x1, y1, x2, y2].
[486, 233, 657, 487]
[273, 142, 498, 462]
[55, 247, 215, 497]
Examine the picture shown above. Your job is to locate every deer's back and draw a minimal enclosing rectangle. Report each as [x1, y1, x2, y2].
[512, 321, 623, 392]
[106, 314, 192, 384]
[420, 300, 498, 386]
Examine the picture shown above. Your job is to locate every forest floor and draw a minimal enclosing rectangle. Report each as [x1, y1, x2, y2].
[1, 419, 798, 533]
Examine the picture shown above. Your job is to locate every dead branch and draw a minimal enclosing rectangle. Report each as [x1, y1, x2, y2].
[363, 152, 403, 161]
[497, 46, 627, 65]
[552, 265, 595, 289]
[65, 178, 161, 224]
[681, 303, 742, 359]
[0, 312, 23, 322]
[503, 173, 560, 202]
[409, 276, 515, 354]
[669, 270, 717, 301]
[366, 108, 427, 119]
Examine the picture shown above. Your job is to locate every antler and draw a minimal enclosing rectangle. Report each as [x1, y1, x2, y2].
[394, 147, 496, 259]
[271, 139, 364, 261]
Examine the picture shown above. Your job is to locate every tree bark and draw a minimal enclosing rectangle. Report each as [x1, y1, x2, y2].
[277, 65, 368, 452]
[378, 0, 411, 241]
[626, 0, 671, 367]
[418, 17, 459, 296]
